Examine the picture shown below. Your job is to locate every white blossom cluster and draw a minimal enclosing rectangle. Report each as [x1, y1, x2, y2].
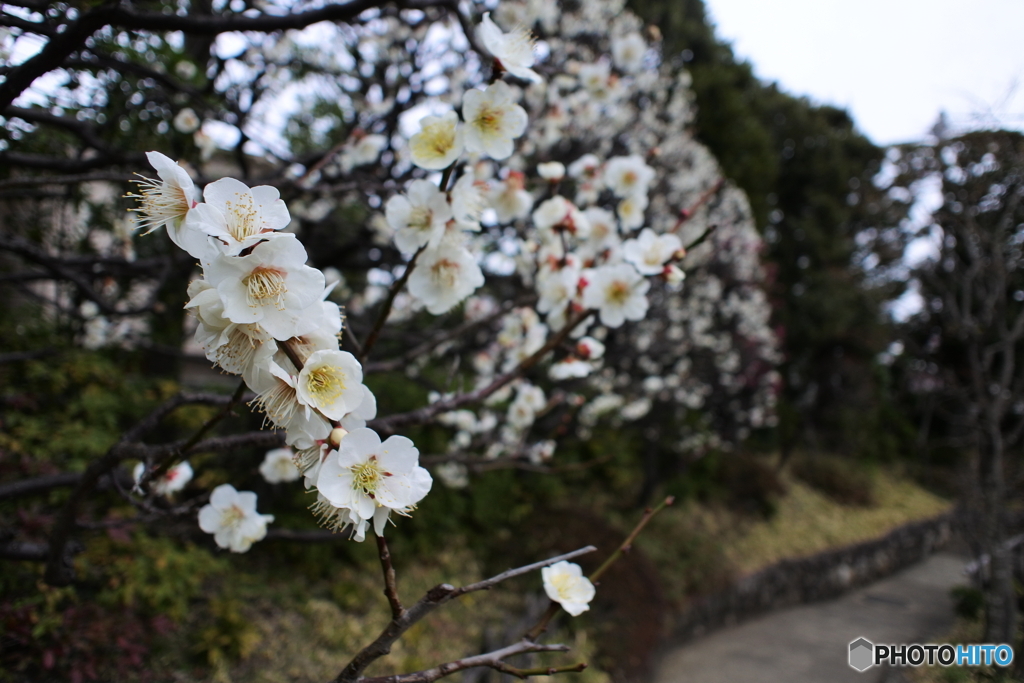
[121, 0, 780, 562]
[132, 150, 432, 549]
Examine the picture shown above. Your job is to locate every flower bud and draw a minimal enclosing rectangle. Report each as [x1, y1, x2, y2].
[328, 426, 349, 449]
[664, 264, 685, 286]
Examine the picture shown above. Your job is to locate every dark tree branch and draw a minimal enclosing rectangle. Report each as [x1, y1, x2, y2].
[359, 245, 426, 362]
[0, 472, 82, 500]
[359, 640, 575, 683]
[42, 390, 254, 585]
[332, 546, 596, 683]
[376, 534, 405, 619]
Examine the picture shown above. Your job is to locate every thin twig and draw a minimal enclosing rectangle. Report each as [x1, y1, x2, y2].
[359, 246, 426, 361]
[524, 497, 675, 640]
[377, 534, 405, 619]
[332, 546, 596, 683]
[137, 380, 249, 492]
[358, 640, 574, 683]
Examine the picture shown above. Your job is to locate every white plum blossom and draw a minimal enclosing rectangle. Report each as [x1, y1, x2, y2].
[582, 263, 650, 328]
[128, 152, 209, 259]
[340, 133, 388, 172]
[537, 161, 566, 181]
[296, 349, 366, 420]
[408, 237, 485, 314]
[477, 13, 542, 83]
[450, 174, 486, 231]
[576, 336, 605, 360]
[185, 279, 276, 376]
[260, 448, 302, 484]
[190, 177, 291, 255]
[542, 561, 596, 616]
[435, 462, 470, 489]
[536, 258, 581, 321]
[582, 207, 620, 253]
[623, 228, 683, 275]
[315, 428, 432, 536]
[198, 484, 274, 553]
[201, 234, 325, 341]
[577, 61, 621, 103]
[246, 359, 331, 444]
[549, 358, 592, 380]
[604, 155, 656, 198]
[173, 108, 201, 134]
[386, 180, 452, 254]
[526, 440, 556, 464]
[616, 193, 648, 231]
[409, 111, 464, 170]
[665, 264, 686, 286]
[133, 460, 193, 496]
[611, 32, 647, 73]
[489, 171, 533, 223]
[462, 81, 528, 160]
[532, 196, 590, 240]
[507, 382, 546, 428]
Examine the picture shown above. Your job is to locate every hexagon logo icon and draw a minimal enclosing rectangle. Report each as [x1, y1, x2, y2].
[849, 637, 874, 672]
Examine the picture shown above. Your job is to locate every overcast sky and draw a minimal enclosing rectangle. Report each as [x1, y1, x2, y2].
[702, 0, 1024, 146]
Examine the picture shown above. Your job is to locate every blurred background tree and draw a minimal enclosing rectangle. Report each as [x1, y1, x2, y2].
[628, 0, 914, 462]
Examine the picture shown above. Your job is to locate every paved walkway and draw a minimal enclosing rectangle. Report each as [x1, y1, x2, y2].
[654, 551, 969, 683]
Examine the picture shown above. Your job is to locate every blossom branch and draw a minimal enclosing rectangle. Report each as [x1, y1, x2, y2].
[369, 310, 593, 433]
[524, 497, 675, 641]
[0, 0, 453, 111]
[669, 177, 726, 233]
[333, 546, 596, 683]
[589, 495, 674, 584]
[359, 245, 426, 361]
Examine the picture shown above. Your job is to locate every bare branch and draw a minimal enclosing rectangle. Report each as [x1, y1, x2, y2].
[525, 496, 675, 641]
[42, 389, 252, 585]
[0, 472, 82, 501]
[377, 534, 405, 619]
[364, 298, 521, 374]
[359, 245, 426, 362]
[359, 640, 574, 683]
[333, 546, 596, 683]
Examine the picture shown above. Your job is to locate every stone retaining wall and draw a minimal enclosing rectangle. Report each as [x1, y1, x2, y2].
[669, 512, 955, 643]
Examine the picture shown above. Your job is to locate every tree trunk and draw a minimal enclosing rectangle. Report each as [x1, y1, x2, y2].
[979, 430, 1017, 644]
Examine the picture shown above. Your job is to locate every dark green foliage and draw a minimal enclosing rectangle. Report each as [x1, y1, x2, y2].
[666, 451, 786, 518]
[952, 586, 986, 621]
[790, 454, 875, 506]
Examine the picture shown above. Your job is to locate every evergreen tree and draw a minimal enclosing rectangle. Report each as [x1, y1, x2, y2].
[628, 0, 911, 459]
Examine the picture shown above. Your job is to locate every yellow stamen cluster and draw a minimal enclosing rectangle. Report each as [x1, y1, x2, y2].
[473, 106, 502, 134]
[244, 267, 287, 309]
[408, 206, 433, 233]
[305, 365, 346, 406]
[250, 378, 298, 426]
[412, 120, 457, 159]
[224, 193, 259, 242]
[351, 456, 384, 498]
[606, 280, 631, 305]
[431, 259, 459, 289]
[126, 175, 190, 234]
